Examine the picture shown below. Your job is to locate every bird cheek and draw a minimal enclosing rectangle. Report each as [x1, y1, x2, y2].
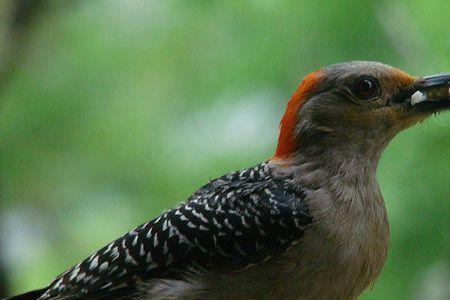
[340, 107, 380, 129]
[386, 107, 428, 132]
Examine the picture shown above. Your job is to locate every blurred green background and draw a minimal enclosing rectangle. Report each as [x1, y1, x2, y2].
[0, 1, 449, 299]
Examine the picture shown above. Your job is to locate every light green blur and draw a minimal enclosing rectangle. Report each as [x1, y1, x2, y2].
[0, 1, 449, 299]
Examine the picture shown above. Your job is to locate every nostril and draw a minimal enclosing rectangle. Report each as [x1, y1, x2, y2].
[391, 88, 415, 104]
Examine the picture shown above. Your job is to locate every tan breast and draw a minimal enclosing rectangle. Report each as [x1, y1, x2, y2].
[166, 189, 389, 300]
[286, 182, 390, 300]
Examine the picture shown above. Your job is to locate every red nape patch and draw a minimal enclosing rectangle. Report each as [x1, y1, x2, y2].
[273, 70, 321, 159]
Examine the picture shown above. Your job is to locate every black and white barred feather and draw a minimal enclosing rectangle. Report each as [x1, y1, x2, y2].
[12, 162, 312, 300]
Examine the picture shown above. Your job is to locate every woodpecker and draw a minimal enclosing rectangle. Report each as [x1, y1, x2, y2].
[4, 61, 450, 300]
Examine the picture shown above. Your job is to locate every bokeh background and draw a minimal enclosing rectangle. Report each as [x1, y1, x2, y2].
[0, 1, 449, 299]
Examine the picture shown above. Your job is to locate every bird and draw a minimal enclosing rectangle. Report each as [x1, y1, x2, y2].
[4, 61, 450, 300]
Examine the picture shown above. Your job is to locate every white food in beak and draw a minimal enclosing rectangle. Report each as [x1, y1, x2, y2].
[410, 91, 427, 106]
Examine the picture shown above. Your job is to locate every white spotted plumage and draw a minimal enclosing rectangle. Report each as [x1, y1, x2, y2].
[33, 162, 311, 300]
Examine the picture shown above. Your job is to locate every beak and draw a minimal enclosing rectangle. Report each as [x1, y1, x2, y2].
[410, 73, 450, 110]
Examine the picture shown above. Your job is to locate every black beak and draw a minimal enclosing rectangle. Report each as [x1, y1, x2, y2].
[420, 73, 450, 88]
[410, 73, 450, 110]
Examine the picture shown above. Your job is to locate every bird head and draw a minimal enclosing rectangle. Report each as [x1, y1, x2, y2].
[273, 61, 450, 164]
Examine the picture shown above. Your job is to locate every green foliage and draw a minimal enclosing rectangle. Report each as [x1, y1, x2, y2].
[0, 1, 449, 299]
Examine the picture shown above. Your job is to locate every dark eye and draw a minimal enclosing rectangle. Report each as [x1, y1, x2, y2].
[350, 76, 380, 100]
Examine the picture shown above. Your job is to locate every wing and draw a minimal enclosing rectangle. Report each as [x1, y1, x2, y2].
[38, 163, 312, 300]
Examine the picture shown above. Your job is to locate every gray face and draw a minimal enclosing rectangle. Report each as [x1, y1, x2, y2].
[296, 61, 450, 141]
[321, 61, 399, 86]
[321, 61, 450, 112]
[316, 61, 413, 110]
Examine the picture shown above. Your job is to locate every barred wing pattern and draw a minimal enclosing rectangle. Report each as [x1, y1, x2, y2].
[39, 163, 312, 300]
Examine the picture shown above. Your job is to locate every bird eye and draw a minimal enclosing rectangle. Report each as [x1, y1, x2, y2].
[350, 76, 380, 100]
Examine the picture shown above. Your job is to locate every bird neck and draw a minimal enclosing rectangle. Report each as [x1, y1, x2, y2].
[270, 131, 392, 193]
